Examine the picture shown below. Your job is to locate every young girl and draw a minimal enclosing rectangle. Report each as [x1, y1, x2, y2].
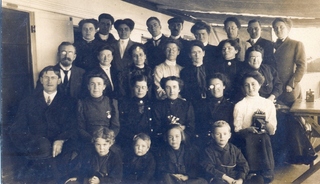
[65, 127, 122, 184]
[233, 71, 277, 183]
[123, 133, 156, 184]
[158, 124, 207, 184]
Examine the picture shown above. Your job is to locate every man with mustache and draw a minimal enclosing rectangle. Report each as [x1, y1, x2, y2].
[36, 42, 85, 99]
[167, 17, 191, 67]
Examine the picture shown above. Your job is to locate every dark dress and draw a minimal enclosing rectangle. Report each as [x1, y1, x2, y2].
[77, 96, 120, 143]
[158, 143, 207, 184]
[123, 152, 156, 184]
[153, 98, 195, 141]
[213, 57, 243, 102]
[118, 64, 153, 99]
[73, 39, 100, 71]
[118, 97, 153, 149]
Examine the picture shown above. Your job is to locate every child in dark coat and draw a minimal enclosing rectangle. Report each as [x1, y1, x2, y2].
[158, 124, 207, 184]
[201, 120, 263, 184]
[123, 133, 156, 184]
[65, 127, 123, 184]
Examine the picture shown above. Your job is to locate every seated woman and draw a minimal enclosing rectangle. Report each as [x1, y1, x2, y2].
[158, 124, 207, 184]
[77, 71, 120, 149]
[153, 76, 195, 148]
[195, 73, 234, 149]
[118, 75, 153, 152]
[233, 71, 277, 183]
[241, 46, 317, 165]
[118, 43, 153, 100]
[212, 39, 243, 102]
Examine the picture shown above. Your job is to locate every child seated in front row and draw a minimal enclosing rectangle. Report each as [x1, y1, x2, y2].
[123, 133, 156, 184]
[158, 124, 207, 184]
[65, 127, 122, 184]
[201, 120, 264, 184]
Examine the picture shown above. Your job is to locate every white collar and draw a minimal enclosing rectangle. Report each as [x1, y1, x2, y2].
[120, 38, 130, 43]
[165, 60, 176, 66]
[59, 64, 72, 71]
[43, 90, 57, 101]
[99, 33, 109, 40]
[170, 35, 181, 40]
[100, 64, 111, 70]
[153, 34, 162, 40]
[203, 41, 208, 46]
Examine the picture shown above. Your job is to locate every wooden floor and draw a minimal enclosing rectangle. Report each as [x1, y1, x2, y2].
[2, 133, 320, 184]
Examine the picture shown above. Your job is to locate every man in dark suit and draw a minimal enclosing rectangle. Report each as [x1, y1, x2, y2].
[112, 18, 138, 72]
[167, 17, 191, 67]
[190, 21, 218, 68]
[95, 13, 117, 46]
[10, 66, 78, 183]
[272, 18, 306, 106]
[144, 16, 169, 69]
[36, 42, 85, 99]
[247, 19, 276, 69]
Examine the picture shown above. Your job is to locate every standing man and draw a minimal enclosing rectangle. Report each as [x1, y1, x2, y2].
[10, 66, 78, 183]
[272, 18, 306, 107]
[167, 17, 190, 67]
[95, 13, 117, 46]
[190, 21, 218, 68]
[144, 16, 169, 69]
[221, 17, 250, 61]
[112, 18, 138, 72]
[247, 19, 276, 69]
[36, 42, 85, 99]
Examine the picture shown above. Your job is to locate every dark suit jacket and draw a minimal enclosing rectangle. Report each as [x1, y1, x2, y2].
[73, 39, 100, 71]
[274, 37, 306, 104]
[144, 34, 169, 69]
[111, 39, 138, 73]
[10, 90, 77, 153]
[35, 64, 85, 99]
[94, 32, 117, 47]
[248, 37, 276, 69]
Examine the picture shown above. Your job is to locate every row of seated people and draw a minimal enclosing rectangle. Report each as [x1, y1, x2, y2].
[10, 14, 313, 183]
[10, 64, 316, 183]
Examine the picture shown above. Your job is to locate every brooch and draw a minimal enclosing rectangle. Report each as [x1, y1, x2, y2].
[106, 111, 111, 119]
[227, 61, 231, 66]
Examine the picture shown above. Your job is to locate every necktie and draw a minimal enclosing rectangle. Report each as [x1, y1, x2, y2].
[63, 70, 69, 85]
[47, 96, 51, 106]
[250, 39, 255, 45]
[120, 40, 125, 58]
[275, 39, 283, 49]
[153, 39, 160, 46]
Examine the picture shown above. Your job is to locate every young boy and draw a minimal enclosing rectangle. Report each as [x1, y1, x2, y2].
[201, 121, 263, 184]
[65, 127, 123, 184]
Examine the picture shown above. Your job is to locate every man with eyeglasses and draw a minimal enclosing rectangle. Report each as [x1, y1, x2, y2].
[220, 17, 250, 62]
[154, 39, 184, 100]
[36, 42, 85, 99]
[10, 65, 78, 183]
[246, 19, 276, 69]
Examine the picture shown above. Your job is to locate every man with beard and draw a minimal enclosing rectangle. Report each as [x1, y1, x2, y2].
[95, 13, 117, 46]
[36, 42, 85, 99]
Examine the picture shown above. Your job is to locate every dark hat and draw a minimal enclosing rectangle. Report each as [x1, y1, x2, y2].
[98, 13, 115, 24]
[26, 137, 52, 160]
[168, 17, 184, 25]
[114, 18, 135, 30]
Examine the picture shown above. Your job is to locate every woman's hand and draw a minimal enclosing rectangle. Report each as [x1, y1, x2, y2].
[64, 177, 77, 184]
[168, 115, 180, 124]
[89, 176, 100, 184]
[172, 174, 188, 181]
[286, 85, 293, 93]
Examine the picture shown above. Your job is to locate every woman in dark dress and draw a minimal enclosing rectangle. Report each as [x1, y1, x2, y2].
[118, 75, 153, 152]
[118, 43, 153, 100]
[214, 39, 243, 102]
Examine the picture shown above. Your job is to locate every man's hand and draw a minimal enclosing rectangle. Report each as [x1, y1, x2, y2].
[64, 177, 77, 184]
[53, 140, 64, 157]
